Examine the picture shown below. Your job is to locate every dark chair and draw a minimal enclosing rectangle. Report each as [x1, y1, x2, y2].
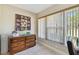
[67, 41, 74, 55]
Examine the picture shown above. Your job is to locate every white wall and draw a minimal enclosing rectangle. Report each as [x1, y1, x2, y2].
[0, 5, 36, 54]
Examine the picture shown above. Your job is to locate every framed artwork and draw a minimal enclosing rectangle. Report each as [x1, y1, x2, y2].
[15, 14, 31, 31]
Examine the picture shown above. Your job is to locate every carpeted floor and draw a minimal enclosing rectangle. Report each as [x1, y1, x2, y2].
[38, 39, 68, 55]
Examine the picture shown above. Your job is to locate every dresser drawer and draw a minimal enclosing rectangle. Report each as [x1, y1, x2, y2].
[11, 41, 25, 47]
[26, 35, 36, 39]
[11, 45, 25, 52]
[26, 38, 35, 43]
[10, 37, 25, 42]
[26, 42, 36, 48]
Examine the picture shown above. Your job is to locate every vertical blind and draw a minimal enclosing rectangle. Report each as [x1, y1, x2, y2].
[47, 12, 64, 43]
[38, 6, 79, 45]
[65, 7, 79, 45]
[38, 18, 46, 39]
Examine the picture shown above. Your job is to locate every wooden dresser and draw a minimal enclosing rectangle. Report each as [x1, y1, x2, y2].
[8, 35, 36, 54]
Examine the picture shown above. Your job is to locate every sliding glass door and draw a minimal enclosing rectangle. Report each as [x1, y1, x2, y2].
[38, 18, 46, 39]
[47, 12, 64, 43]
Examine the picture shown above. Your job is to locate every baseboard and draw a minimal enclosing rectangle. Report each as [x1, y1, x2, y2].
[0, 52, 9, 55]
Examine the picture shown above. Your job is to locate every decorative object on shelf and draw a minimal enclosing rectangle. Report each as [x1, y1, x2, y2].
[17, 31, 30, 36]
[12, 31, 19, 37]
[15, 14, 31, 31]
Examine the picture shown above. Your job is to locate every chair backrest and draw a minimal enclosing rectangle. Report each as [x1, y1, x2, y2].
[67, 41, 74, 55]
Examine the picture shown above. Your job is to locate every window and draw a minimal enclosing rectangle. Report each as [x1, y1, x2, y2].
[65, 7, 79, 44]
[38, 18, 46, 39]
[38, 6, 79, 46]
[47, 12, 64, 43]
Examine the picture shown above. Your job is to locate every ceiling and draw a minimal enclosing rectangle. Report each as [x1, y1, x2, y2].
[10, 4, 53, 13]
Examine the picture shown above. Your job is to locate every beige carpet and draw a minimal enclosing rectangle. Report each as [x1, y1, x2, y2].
[38, 39, 68, 55]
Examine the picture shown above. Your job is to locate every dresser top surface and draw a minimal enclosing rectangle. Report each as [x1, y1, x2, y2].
[8, 34, 35, 38]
